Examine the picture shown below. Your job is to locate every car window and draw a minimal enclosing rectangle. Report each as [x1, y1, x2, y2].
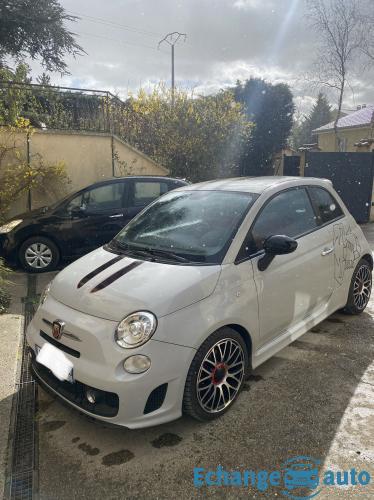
[249, 188, 318, 253]
[65, 193, 83, 214]
[308, 187, 343, 224]
[115, 190, 259, 264]
[81, 183, 125, 212]
[131, 181, 168, 207]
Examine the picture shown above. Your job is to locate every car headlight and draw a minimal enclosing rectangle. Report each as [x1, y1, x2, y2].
[39, 282, 51, 307]
[0, 219, 23, 233]
[115, 311, 157, 348]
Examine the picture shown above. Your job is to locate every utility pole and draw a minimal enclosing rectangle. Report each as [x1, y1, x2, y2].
[158, 32, 187, 106]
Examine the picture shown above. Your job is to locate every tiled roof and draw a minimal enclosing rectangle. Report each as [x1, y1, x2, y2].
[313, 105, 374, 133]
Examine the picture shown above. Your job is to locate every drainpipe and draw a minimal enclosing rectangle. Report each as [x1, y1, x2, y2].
[111, 135, 115, 177]
[26, 132, 32, 210]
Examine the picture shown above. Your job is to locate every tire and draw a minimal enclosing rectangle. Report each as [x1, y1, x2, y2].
[183, 327, 249, 422]
[19, 236, 60, 273]
[343, 259, 372, 314]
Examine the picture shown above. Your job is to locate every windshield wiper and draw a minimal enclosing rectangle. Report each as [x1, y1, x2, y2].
[128, 246, 190, 263]
[109, 241, 189, 263]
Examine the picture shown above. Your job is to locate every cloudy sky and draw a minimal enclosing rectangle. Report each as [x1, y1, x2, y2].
[27, 0, 374, 117]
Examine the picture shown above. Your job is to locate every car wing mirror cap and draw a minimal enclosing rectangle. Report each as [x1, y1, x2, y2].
[258, 235, 298, 271]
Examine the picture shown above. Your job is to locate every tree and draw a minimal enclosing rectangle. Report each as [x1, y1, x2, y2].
[308, 0, 372, 147]
[0, 0, 83, 73]
[233, 78, 294, 175]
[292, 92, 332, 148]
[121, 86, 252, 182]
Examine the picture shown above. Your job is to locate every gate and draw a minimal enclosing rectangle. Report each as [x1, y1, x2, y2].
[283, 155, 300, 176]
[304, 152, 374, 223]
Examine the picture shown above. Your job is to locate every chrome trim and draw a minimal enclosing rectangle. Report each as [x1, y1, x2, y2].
[42, 318, 82, 342]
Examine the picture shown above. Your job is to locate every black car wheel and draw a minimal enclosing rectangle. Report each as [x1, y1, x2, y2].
[343, 259, 372, 314]
[183, 327, 249, 421]
[19, 237, 60, 273]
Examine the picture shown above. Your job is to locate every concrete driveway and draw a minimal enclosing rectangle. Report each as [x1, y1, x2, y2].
[16, 226, 374, 499]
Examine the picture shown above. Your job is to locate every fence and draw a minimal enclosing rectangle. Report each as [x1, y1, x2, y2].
[0, 81, 130, 140]
[281, 152, 374, 223]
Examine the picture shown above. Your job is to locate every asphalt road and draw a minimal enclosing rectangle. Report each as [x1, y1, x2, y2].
[32, 226, 374, 499]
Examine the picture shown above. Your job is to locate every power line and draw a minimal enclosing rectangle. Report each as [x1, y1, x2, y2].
[67, 10, 162, 39]
[78, 31, 168, 53]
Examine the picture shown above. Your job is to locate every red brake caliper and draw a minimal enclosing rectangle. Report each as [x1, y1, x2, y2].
[211, 362, 227, 385]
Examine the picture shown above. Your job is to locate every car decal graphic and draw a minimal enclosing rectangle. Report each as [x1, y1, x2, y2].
[333, 223, 362, 286]
[77, 255, 124, 288]
[90, 261, 143, 293]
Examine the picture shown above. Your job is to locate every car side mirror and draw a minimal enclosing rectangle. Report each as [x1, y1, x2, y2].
[258, 235, 298, 271]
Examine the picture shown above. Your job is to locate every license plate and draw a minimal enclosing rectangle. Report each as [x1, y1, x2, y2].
[36, 343, 74, 383]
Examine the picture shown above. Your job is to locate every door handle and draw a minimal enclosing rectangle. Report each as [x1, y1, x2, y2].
[321, 247, 334, 256]
[109, 214, 124, 218]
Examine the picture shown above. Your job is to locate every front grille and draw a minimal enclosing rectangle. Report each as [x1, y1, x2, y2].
[40, 330, 80, 358]
[144, 383, 168, 414]
[30, 353, 119, 417]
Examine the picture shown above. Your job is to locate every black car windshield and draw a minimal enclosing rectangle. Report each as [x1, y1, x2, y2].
[113, 190, 258, 264]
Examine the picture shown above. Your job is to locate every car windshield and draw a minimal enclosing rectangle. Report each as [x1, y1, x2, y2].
[112, 190, 258, 264]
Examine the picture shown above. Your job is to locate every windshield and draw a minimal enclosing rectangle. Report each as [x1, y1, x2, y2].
[113, 190, 258, 264]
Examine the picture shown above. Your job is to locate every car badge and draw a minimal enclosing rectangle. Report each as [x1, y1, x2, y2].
[52, 320, 65, 340]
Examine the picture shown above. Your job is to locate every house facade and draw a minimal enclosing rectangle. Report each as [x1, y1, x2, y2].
[313, 105, 374, 152]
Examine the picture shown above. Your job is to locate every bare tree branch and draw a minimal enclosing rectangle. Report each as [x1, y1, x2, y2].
[307, 0, 373, 148]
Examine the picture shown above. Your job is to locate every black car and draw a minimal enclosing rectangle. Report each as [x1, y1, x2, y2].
[0, 176, 188, 272]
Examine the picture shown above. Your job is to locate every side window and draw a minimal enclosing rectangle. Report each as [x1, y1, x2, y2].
[65, 193, 83, 214]
[249, 188, 318, 253]
[132, 181, 168, 207]
[308, 187, 343, 224]
[82, 183, 125, 213]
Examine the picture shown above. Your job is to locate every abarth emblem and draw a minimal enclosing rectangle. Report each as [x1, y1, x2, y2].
[52, 320, 65, 340]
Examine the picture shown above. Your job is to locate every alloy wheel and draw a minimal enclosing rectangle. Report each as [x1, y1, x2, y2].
[353, 265, 372, 310]
[25, 243, 53, 269]
[196, 338, 245, 413]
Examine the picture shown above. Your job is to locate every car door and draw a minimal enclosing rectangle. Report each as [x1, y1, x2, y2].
[245, 187, 334, 347]
[307, 186, 346, 290]
[123, 179, 171, 225]
[58, 181, 128, 256]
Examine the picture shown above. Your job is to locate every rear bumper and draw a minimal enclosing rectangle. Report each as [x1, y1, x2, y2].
[26, 296, 196, 429]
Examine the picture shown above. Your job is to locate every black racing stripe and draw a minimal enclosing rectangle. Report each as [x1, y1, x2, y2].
[90, 261, 143, 293]
[77, 255, 124, 288]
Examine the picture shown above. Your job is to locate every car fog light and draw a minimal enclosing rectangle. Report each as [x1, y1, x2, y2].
[86, 389, 99, 404]
[123, 355, 151, 374]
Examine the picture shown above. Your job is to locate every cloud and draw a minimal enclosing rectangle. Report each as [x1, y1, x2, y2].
[22, 0, 374, 115]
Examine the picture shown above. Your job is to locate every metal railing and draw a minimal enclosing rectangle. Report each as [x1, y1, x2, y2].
[0, 81, 129, 139]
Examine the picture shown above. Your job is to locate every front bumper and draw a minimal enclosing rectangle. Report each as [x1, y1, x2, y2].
[0, 233, 18, 265]
[26, 295, 196, 429]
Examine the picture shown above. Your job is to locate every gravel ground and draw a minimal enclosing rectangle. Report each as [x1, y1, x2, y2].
[0, 272, 26, 497]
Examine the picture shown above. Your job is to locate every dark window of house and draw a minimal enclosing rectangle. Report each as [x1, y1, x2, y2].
[308, 187, 343, 224]
[247, 188, 318, 253]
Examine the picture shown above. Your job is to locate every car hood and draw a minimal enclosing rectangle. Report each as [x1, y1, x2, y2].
[9, 206, 50, 223]
[49, 247, 221, 321]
